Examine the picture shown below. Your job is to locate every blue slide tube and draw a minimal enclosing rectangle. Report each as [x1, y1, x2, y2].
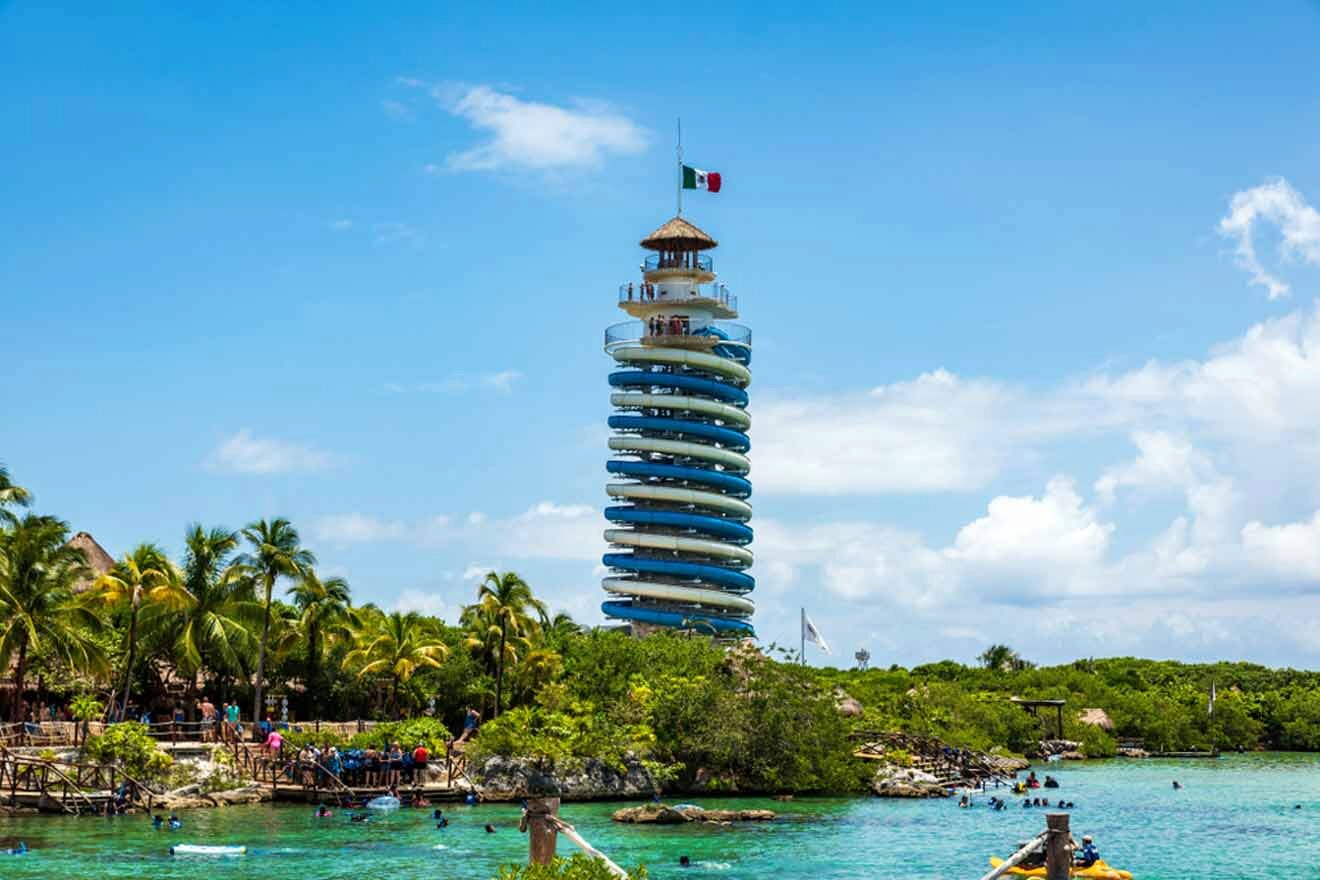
[608, 370, 748, 406]
[601, 553, 756, 592]
[607, 415, 751, 452]
[606, 460, 752, 497]
[604, 507, 754, 544]
[601, 601, 756, 634]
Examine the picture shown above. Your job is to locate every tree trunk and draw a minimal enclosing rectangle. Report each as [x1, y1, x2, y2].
[252, 576, 273, 742]
[118, 606, 139, 722]
[309, 621, 320, 724]
[11, 637, 28, 722]
[494, 620, 508, 719]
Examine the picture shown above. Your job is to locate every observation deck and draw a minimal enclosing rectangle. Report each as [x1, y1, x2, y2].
[617, 283, 737, 319]
[642, 253, 715, 283]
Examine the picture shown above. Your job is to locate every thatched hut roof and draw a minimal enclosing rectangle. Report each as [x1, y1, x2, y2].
[640, 216, 718, 251]
[67, 531, 114, 593]
[1077, 707, 1114, 731]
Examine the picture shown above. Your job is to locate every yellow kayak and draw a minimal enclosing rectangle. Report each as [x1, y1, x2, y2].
[989, 857, 1133, 880]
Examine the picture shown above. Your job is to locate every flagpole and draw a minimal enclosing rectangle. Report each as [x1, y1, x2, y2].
[800, 607, 805, 666]
[676, 117, 683, 217]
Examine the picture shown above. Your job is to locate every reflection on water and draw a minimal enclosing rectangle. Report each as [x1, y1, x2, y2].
[1, 753, 1317, 879]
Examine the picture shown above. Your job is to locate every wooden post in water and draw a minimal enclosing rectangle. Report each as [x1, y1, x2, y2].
[1044, 813, 1071, 880]
[523, 796, 560, 866]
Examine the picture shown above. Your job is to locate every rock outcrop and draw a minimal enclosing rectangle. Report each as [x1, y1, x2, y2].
[871, 764, 948, 798]
[612, 803, 775, 824]
[476, 756, 660, 801]
[1036, 739, 1083, 759]
[157, 783, 271, 810]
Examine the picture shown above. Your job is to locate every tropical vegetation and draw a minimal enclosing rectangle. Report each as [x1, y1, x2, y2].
[11, 462, 1320, 792]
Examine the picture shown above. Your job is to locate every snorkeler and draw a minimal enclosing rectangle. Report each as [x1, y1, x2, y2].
[152, 814, 164, 829]
[484, 824, 497, 833]
[168, 815, 182, 830]
[679, 856, 692, 867]
[3, 842, 27, 856]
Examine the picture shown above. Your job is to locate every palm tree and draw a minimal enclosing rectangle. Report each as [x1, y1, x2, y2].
[0, 464, 31, 523]
[173, 525, 261, 688]
[0, 514, 108, 721]
[462, 571, 545, 718]
[343, 609, 449, 716]
[93, 543, 188, 720]
[236, 518, 315, 736]
[978, 644, 1027, 672]
[289, 569, 352, 722]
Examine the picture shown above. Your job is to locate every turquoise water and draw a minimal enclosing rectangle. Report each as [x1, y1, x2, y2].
[1, 754, 1317, 879]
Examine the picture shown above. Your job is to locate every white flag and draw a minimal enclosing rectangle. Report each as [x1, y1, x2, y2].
[802, 609, 830, 655]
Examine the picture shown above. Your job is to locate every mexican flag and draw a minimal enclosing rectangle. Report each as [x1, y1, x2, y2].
[682, 165, 722, 192]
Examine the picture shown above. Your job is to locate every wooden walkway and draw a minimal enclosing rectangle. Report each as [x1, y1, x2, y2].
[224, 738, 474, 805]
[0, 745, 155, 814]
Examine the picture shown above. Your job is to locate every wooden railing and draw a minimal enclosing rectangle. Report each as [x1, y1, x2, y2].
[0, 744, 154, 814]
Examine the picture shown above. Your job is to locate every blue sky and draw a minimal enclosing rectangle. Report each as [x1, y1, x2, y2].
[6, 2, 1320, 666]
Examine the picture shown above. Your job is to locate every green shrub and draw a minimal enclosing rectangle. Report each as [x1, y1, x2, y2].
[348, 717, 453, 753]
[82, 722, 173, 783]
[496, 853, 646, 880]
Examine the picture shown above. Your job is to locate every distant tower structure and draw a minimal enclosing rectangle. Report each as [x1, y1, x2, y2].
[601, 216, 754, 637]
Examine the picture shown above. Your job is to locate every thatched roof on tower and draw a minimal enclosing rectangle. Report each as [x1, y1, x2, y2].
[640, 216, 718, 251]
[67, 531, 114, 593]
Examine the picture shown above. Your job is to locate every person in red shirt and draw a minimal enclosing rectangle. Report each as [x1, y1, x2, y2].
[412, 743, 429, 783]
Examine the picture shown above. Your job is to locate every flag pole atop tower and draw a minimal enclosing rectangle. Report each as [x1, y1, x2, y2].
[676, 117, 683, 217]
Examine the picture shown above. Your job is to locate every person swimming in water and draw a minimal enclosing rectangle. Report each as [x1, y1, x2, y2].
[4, 842, 27, 856]
[315, 805, 332, 818]
[350, 812, 370, 823]
[484, 824, 497, 833]
[152, 814, 164, 829]
[679, 856, 692, 867]
[433, 808, 444, 819]
[168, 815, 182, 830]
[1172, 780, 1182, 790]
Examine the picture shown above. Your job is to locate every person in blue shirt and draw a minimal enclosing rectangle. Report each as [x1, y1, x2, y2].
[1074, 836, 1099, 868]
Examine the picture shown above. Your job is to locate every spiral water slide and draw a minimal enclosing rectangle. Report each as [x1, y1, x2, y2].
[602, 338, 754, 635]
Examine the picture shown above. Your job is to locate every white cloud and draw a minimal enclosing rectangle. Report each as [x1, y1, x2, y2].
[501, 502, 600, 561]
[424, 83, 647, 173]
[1242, 513, 1320, 581]
[308, 502, 600, 562]
[373, 222, 423, 247]
[313, 513, 409, 544]
[947, 477, 1112, 571]
[393, 588, 449, 617]
[755, 370, 1037, 494]
[205, 429, 337, 475]
[386, 371, 523, 395]
[1218, 178, 1320, 299]
[1095, 431, 1212, 502]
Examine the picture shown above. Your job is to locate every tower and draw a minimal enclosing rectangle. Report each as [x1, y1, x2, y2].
[601, 216, 754, 637]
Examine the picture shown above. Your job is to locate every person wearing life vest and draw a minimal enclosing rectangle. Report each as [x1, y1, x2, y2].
[1074, 836, 1100, 868]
